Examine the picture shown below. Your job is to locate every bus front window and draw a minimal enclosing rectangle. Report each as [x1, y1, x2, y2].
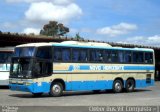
[14, 47, 35, 57]
[10, 58, 33, 78]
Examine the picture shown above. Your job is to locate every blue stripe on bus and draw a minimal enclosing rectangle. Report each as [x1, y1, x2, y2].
[123, 66, 155, 70]
[65, 79, 154, 91]
[9, 79, 154, 93]
[9, 82, 50, 93]
[79, 65, 90, 70]
[53, 65, 155, 72]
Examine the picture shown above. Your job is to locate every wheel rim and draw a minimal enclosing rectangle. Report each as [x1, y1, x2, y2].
[127, 82, 134, 90]
[115, 82, 122, 92]
[52, 84, 61, 94]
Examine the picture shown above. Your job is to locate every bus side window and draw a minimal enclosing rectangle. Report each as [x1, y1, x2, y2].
[79, 49, 88, 62]
[96, 50, 104, 62]
[133, 52, 144, 63]
[62, 48, 71, 62]
[124, 51, 132, 63]
[36, 47, 52, 59]
[72, 49, 79, 62]
[72, 49, 88, 62]
[54, 47, 62, 61]
[118, 51, 124, 63]
[0, 52, 13, 63]
[145, 52, 153, 64]
[6, 53, 13, 63]
[90, 50, 96, 62]
[138, 52, 144, 63]
[90, 50, 104, 62]
[104, 50, 112, 63]
[111, 50, 118, 63]
[133, 52, 137, 63]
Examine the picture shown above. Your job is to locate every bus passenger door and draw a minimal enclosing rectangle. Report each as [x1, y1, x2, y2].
[33, 46, 53, 91]
[33, 59, 52, 92]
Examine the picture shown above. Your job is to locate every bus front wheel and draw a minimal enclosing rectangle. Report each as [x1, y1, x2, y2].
[49, 82, 63, 97]
[113, 80, 123, 93]
[125, 79, 135, 92]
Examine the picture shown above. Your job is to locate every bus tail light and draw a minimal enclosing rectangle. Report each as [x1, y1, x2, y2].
[146, 74, 151, 84]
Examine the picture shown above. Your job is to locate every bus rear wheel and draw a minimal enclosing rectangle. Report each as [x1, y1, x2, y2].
[113, 80, 123, 93]
[125, 79, 135, 92]
[49, 82, 63, 97]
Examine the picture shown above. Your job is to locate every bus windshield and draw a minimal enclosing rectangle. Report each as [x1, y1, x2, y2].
[10, 58, 33, 78]
[14, 47, 35, 57]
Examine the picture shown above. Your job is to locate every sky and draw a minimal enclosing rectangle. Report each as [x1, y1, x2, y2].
[0, 0, 160, 46]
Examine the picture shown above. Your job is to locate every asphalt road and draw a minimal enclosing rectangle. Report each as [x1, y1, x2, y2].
[0, 82, 160, 112]
[0, 82, 160, 106]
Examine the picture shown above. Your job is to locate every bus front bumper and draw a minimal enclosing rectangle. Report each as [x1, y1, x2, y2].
[9, 82, 50, 93]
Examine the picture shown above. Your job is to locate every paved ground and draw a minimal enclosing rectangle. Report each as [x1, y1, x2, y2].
[0, 82, 160, 107]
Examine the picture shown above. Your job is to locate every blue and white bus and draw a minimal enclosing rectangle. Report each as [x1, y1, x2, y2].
[9, 41, 155, 96]
[0, 47, 14, 86]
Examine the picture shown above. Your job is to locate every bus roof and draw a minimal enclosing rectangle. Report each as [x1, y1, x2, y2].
[0, 47, 14, 51]
[16, 42, 56, 47]
[16, 41, 154, 52]
[61, 41, 112, 47]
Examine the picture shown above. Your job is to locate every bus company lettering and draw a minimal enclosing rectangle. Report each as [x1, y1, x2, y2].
[90, 65, 124, 71]
[89, 66, 101, 70]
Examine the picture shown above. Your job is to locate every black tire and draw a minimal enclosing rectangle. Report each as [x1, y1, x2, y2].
[125, 79, 135, 92]
[32, 93, 43, 97]
[49, 82, 63, 97]
[113, 80, 123, 93]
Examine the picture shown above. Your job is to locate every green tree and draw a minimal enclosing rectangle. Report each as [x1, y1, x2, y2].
[75, 32, 84, 40]
[40, 21, 69, 36]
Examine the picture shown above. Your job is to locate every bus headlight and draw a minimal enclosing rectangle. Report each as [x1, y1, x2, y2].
[26, 71, 32, 79]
